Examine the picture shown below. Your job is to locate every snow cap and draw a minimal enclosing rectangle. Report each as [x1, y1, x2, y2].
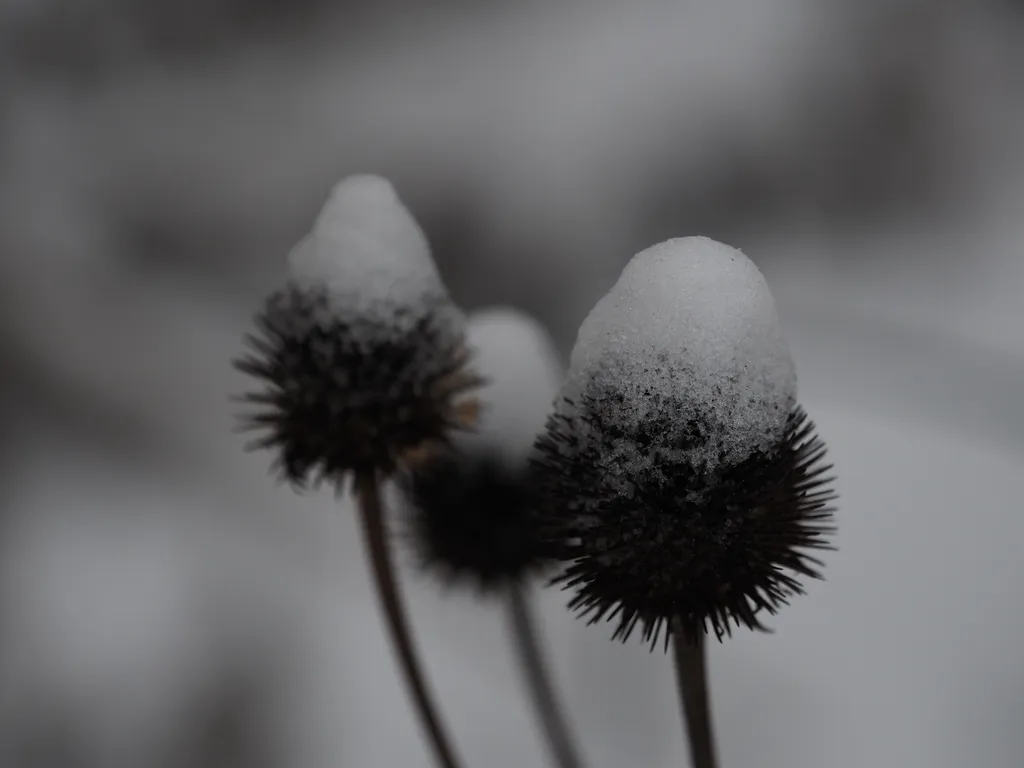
[286, 174, 447, 321]
[561, 236, 796, 469]
[457, 306, 564, 464]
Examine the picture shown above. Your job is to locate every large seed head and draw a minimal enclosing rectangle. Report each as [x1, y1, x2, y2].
[534, 237, 836, 647]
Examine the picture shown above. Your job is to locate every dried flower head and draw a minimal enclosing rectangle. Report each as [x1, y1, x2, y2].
[398, 307, 564, 591]
[234, 175, 482, 489]
[532, 237, 837, 648]
[401, 448, 548, 591]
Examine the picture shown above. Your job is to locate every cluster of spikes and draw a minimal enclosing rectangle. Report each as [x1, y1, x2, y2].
[234, 284, 483, 493]
[533, 401, 836, 650]
[231, 173, 838, 768]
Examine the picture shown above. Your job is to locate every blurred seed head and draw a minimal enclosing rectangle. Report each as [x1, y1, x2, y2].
[397, 306, 564, 591]
[400, 448, 550, 592]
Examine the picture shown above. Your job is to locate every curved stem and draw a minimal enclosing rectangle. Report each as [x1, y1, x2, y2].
[355, 473, 465, 768]
[507, 582, 587, 768]
[671, 625, 719, 768]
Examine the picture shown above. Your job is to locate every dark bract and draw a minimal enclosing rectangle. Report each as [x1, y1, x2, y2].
[532, 397, 836, 650]
[233, 284, 482, 489]
[399, 450, 551, 591]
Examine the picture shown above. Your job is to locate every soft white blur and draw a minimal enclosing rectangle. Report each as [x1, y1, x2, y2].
[1, 1, 1023, 766]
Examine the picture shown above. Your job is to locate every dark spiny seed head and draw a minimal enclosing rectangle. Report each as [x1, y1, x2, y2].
[532, 394, 837, 650]
[398, 448, 552, 593]
[233, 283, 483, 490]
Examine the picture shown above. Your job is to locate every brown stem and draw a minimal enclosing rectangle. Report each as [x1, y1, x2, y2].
[355, 472, 465, 768]
[507, 582, 587, 768]
[671, 624, 719, 768]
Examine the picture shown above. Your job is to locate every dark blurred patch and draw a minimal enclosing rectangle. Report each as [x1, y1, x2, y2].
[117, 210, 267, 294]
[414, 190, 580, 353]
[2, 0, 542, 78]
[2, 0, 335, 78]
[1, 705, 90, 768]
[411, 188, 503, 311]
[105, 0, 335, 59]
[0, 336, 176, 478]
[640, 2, 958, 249]
[0, 639, 285, 768]
[172, 662, 278, 768]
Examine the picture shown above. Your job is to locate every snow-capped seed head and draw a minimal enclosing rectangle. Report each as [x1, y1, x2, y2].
[398, 306, 564, 590]
[533, 237, 836, 648]
[233, 174, 482, 489]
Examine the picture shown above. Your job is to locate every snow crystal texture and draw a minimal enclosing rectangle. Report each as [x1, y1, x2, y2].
[286, 174, 451, 329]
[560, 236, 796, 470]
[455, 307, 564, 464]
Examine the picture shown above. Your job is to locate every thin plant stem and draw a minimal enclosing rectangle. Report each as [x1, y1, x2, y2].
[671, 622, 719, 768]
[507, 582, 587, 768]
[355, 472, 465, 768]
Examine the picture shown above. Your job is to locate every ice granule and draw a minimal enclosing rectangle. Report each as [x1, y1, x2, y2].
[286, 174, 449, 329]
[456, 306, 564, 465]
[560, 236, 796, 471]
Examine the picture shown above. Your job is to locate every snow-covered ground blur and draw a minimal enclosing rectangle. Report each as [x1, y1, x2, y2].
[1, 1, 1023, 766]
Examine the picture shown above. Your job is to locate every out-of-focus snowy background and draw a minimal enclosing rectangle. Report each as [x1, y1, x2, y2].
[2, 1, 1023, 766]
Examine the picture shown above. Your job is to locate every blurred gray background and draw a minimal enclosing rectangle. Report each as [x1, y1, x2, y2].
[2, 1, 1023, 766]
